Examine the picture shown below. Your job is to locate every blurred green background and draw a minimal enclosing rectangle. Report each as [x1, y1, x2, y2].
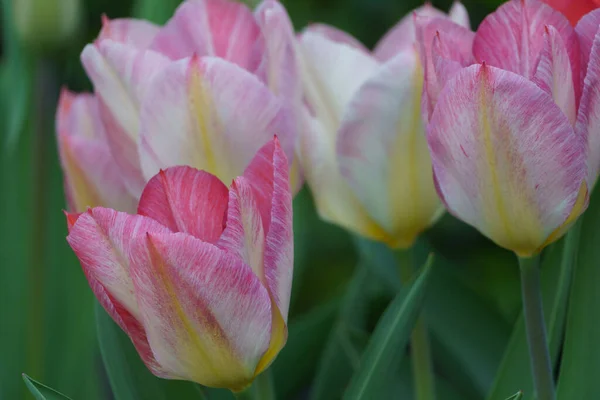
[0, 0, 531, 399]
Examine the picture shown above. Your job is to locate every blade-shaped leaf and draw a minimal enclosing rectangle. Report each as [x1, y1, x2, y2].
[22, 374, 72, 400]
[344, 255, 434, 400]
[309, 265, 374, 400]
[556, 186, 600, 399]
[273, 298, 339, 398]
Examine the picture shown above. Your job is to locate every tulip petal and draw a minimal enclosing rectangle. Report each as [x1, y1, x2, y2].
[417, 18, 475, 120]
[473, 0, 579, 88]
[151, 0, 261, 71]
[575, 9, 600, 81]
[298, 30, 379, 133]
[449, 2, 471, 29]
[98, 16, 160, 48]
[56, 90, 137, 213]
[254, 0, 300, 99]
[241, 138, 293, 321]
[337, 50, 442, 248]
[129, 232, 273, 389]
[139, 56, 294, 186]
[374, 4, 447, 62]
[254, 0, 304, 194]
[66, 208, 172, 377]
[81, 40, 171, 197]
[428, 64, 586, 256]
[299, 112, 392, 244]
[138, 166, 229, 242]
[576, 28, 600, 184]
[302, 24, 369, 53]
[532, 25, 577, 124]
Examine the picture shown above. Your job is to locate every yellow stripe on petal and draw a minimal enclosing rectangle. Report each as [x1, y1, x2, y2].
[189, 63, 218, 176]
[537, 181, 588, 254]
[254, 300, 287, 377]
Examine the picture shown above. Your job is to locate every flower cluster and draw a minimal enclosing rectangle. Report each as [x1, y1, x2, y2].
[58, 0, 600, 391]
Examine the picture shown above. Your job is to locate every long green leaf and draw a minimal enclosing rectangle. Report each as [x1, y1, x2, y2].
[273, 298, 339, 398]
[344, 255, 434, 400]
[425, 259, 511, 398]
[556, 187, 600, 399]
[486, 227, 578, 400]
[22, 375, 72, 400]
[309, 266, 374, 400]
[95, 302, 216, 400]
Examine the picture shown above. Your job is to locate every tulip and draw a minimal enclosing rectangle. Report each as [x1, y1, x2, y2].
[56, 89, 137, 213]
[58, 0, 299, 213]
[543, 0, 600, 25]
[66, 138, 293, 390]
[297, 3, 469, 248]
[421, 0, 600, 257]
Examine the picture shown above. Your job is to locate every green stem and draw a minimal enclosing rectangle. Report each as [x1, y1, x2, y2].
[398, 248, 436, 400]
[253, 369, 276, 400]
[518, 254, 555, 400]
[234, 369, 275, 400]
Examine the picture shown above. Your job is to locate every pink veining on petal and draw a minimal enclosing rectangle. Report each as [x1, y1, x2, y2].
[98, 15, 160, 49]
[138, 166, 229, 243]
[151, 0, 262, 72]
[66, 208, 173, 377]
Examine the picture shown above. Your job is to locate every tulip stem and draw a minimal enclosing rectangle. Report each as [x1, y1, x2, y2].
[518, 254, 556, 400]
[398, 248, 436, 400]
[234, 369, 275, 400]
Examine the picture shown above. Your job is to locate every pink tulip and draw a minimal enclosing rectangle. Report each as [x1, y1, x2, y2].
[66, 138, 293, 390]
[422, 0, 600, 256]
[297, 3, 469, 247]
[57, 0, 300, 213]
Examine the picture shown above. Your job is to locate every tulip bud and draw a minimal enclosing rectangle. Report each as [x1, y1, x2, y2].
[14, 0, 82, 50]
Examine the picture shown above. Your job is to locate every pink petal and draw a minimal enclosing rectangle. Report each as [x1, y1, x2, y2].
[81, 40, 171, 197]
[129, 232, 273, 388]
[427, 63, 586, 256]
[217, 177, 266, 284]
[576, 27, 600, 184]
[66, 208, 172, 377]
[254, 0, 301, 98]
[98, 16, 160, 48]
[472, 0, 580, 91]
[56, 89, 137, 213]
[151, 0, 262, 71]
[532, 25, 577, 124]
[374, 4, 447, 62]
[449, 2, 471, 29]
[337, 50, 442, 248]
[575, 9, 600, 81]
[138, 56, 294, 186]
[298, 30, 379, 132]
[302, 24, 369, 53]
[417, 18, 475, 121]
[241, 138, 293, 321]
[138, 166, 229, 242]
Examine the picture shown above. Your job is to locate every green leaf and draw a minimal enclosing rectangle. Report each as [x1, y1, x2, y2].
[132, 0, 182, 24]
[273, 298, 339, 398]
[344, 255, 435, 400]
[486, 226, 578, 400]
[309, 265, 375, 400]
[504, 391, 524, 400]
[556, 187, 600, 399]
[95, 302, 220, 400]
[22, 374, 72, 400]
[425, 258, 511, 399]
